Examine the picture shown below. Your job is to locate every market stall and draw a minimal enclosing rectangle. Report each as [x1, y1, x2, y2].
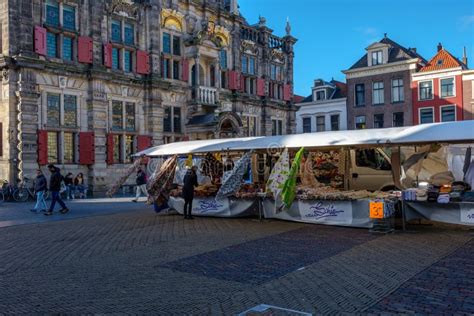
[137, 121, 474, 227]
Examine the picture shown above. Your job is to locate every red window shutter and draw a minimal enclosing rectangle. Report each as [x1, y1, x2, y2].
[283, 84, 292, 101]
[37, 130, 48, 165]
[257, 78, 266, 96]
[79, 132, 95, 165]
[78, 36, 93, 64]
[103, 43, 112, 68]
[228, 71, 236, 90]
[106, 133, 114, 164]
[182, 59, 189, 82]
[34, 26, 47, 56]
[136, 50, 150, 75]
[137, 135, 152, 153]
[236, 72, 243, 91]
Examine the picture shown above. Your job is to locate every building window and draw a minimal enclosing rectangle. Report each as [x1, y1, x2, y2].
[420, 108, 434, 124]
[45, 0, 59, 27]
[243, 116, 258, 136]
[62, 5, 76, 31]
[47, 93, 60, 126]
[162, 33, 171, 54]
[123, 50, 132, 72]
[355, 84, 365, 107]
[63, 95, 77, 127]
[272, 119, 283, 135]
[241, 55, 256, 75]
[125, 135, 134, 163]
[112, 48, 120, 70]
[220, 49, 227, 69]
[374, 114, 384, 128]
[441, 105, 456, 122]
[111, 20, 122, 43]
[393, 112, 404, 127]
[124, 23, 134, 46]
[371, 50, 383, 65]
[63, 132, 74, 164]
[249, 57, 255, 75]
[330, 114, 339, 131]
[162, 59, 170, 79]
[172, 36, 181, 56]
[125, 102, 135, 131]
[440, 78, 454, 98]
[355, 115, 366, 129]
[316, 116, 325, 132]
[163, 106, 181, 134]
[62, 36, 73, 61]
[302, 117, 311, 133]
[372, 81, 384, 105]
[391, 78, 404, 103]
[315, 90, 326, 101]
[270, 64, 281, 81]
[419, 81, 433, 100]
[47, 32, 58, 58]
[47, 132, 59, 164]
[173, 60, 180, 80]
[112, 100, 123, 131]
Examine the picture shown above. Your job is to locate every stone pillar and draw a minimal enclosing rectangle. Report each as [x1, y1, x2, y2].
[16, 69, 40, 182]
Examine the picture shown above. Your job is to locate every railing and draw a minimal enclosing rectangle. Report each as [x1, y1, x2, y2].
[194, 86, 218, 105]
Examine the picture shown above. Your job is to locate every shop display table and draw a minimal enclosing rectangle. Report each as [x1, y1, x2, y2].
[404, 201, 474, 226]
[168, 196, 257, 217]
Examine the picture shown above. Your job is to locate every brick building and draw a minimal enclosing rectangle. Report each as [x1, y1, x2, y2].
[463, 69, 474, 121]
[0, 0, 297, 193]
[412, 44, 468, 124]
[343, 35, 425, 129]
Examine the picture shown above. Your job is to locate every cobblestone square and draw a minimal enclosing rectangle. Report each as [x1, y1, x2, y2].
[0, 207, 473, 314]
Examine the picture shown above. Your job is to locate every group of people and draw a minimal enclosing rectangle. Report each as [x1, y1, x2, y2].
[31, 164, 70, 215]
[64, 172, 87, 199]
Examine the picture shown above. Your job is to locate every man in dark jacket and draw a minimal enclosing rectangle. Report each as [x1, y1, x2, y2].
[182, 166, 198, 219]
[132, 167, 148, 202]
[44, 164, 69, 216]
[30, 169, 48, 213]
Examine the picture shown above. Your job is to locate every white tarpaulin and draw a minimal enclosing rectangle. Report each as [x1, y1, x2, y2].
[168, 197, 256, 217]
[137, 121, 474, 157]
[405, 201, 474, 226]
[262, 199, 379, 228]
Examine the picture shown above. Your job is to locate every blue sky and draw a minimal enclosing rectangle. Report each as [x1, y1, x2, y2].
[239, 0, 474, 96]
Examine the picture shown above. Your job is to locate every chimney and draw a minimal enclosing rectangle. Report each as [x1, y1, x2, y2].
[462, 46, 468, 68]
[437, 43, 443, 52]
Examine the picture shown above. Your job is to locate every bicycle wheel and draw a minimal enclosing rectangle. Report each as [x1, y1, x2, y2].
[13, 188, 29, 202]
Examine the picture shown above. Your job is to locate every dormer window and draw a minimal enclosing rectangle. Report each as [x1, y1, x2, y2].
[315, 90, 326, 101]
[371, 50, 383, 65]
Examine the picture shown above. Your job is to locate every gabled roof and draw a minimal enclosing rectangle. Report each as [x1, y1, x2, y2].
[293, 95, 305, 103]
[298, 79, 347, 104]
[420, 48, 467, 72]
[349, 36, 426, 70]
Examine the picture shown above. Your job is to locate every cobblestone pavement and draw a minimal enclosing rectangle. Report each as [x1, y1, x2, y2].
[0, 209, 472, 314]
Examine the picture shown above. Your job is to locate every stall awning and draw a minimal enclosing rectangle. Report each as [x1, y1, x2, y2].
[137, 121, 474, 157]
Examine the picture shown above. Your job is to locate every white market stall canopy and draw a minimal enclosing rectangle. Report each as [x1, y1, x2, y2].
[138, 121, 474, 157]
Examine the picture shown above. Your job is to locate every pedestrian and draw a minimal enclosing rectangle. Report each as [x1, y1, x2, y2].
[74, 173, 86, 199]
[132, 167, 148, 202]
[64, 172, 74, 199]
[30, 169, 48, 213]
[182, 166, 198, 219]
[44, 164, 69, 216]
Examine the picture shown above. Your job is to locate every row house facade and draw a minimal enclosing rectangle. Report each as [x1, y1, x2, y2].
[295, 79, 347, 133]
[412, 44, 468, 124]
[463, 69, 474, 121]
[0, 0, 297, 193]
[343, 35, 426, 129]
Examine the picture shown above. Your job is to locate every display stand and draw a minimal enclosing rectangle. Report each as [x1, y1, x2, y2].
[369, 200, 395, 234]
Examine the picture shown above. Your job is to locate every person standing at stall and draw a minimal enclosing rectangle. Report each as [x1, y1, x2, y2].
[44, 164, 69, 216]
[182, 166, 198, 219]
[132, 167, 148, 202]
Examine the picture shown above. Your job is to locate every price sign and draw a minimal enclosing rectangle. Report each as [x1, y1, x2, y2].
[369, 201, 384, 219]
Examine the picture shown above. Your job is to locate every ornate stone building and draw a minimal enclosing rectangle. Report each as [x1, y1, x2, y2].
[0, 0, 297, 193]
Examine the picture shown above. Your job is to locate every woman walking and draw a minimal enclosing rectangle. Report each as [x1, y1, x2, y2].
[30, 169, 47, 213]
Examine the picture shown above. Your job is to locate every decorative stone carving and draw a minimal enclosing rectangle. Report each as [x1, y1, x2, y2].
[241, 40, 258, 55]
[107, 0, 139, 19]
[271, 48, 285, 63]
[186, 17, 230, 48]
[161, 8, 185, 31]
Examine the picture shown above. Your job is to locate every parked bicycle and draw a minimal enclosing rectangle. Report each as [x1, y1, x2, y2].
[1, 180, 16, 202]
[13, 178, 50, 202]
